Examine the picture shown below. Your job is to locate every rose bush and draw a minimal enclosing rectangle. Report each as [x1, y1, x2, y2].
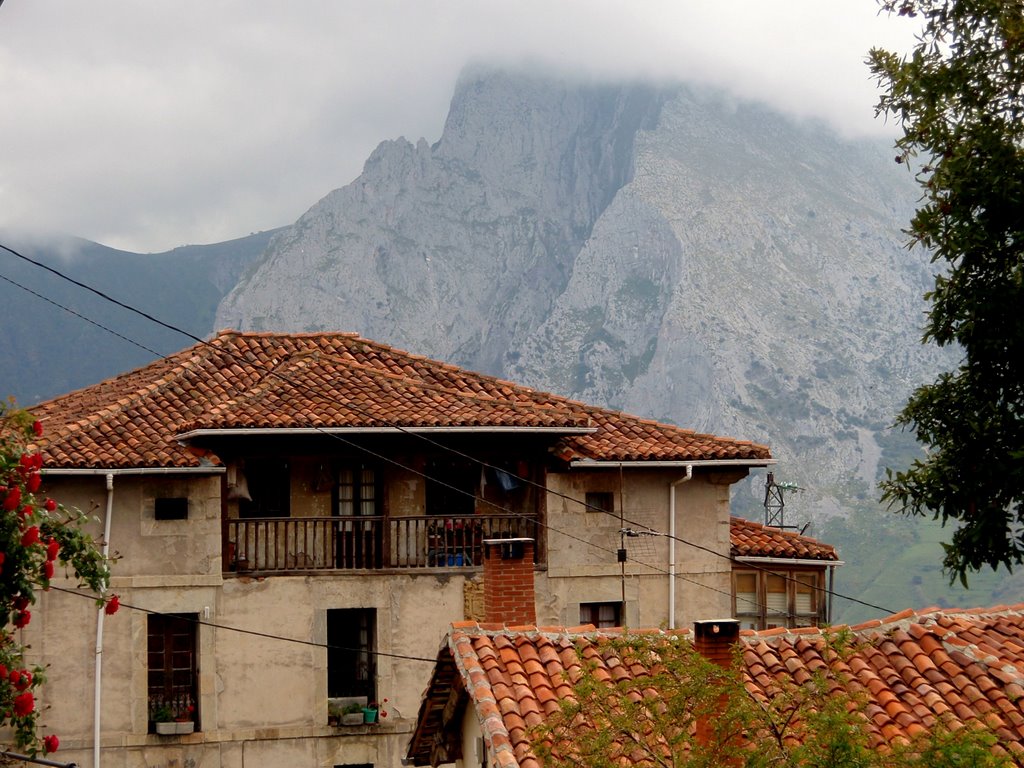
[1, 403, 114, 755]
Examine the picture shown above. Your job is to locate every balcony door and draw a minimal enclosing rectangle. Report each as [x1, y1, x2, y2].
[335, 464, 382, 568]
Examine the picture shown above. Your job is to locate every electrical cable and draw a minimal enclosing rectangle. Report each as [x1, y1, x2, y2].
[0, 270, 163, 358]
[47, 585, 439, 664]
[2, 239, 895, 616]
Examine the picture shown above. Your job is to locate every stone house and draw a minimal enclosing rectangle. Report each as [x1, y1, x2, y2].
[24, 329, 773, 768]
[728, 516, 841, 630]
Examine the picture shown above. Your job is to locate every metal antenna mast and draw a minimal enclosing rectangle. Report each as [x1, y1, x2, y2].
[763, 472, 805, 530]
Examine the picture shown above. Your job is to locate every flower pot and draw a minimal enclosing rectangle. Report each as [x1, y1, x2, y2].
[175, 721, 194, 734]
[341, 712, 364, 725]
[362, 707, 378, 723]
[155, 722, 177, 735]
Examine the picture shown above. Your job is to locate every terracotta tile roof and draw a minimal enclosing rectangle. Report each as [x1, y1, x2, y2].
[729, 516, 839, 561]
[409, 605, 1024, 766]
[30, 330, 771, 469]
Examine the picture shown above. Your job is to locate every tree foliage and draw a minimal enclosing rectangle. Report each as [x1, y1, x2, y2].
[1, 403, 115, 755]
[871, 0, 1024, 581]
[531, 634, 1006, 768]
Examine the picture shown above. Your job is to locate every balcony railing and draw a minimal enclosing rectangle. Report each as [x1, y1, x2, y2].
[224, 514, 538, 573]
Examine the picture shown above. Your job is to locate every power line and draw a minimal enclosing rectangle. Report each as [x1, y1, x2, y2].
[47, 585, 439, 665]
[2, 239, 894, 617]
[0, 270, 163, 358]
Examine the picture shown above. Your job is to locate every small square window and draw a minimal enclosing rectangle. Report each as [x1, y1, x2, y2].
[585, 491, 614, 514]
[154, 497, 189, 521]
[580, 602, 621, 628]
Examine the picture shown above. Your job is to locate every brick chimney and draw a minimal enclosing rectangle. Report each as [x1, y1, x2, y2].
[693, 619, 739, 667]
[482, 538, 536, 626]
[694, 619, 740, 752]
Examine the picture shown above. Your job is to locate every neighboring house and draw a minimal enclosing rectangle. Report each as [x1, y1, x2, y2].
[728, 516, 841, 630]
[408, 604, 1024, 767]
[22, 330, 772, 768]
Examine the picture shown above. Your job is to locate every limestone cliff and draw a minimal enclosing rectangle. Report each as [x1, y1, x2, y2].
[216, 70, 949, 533]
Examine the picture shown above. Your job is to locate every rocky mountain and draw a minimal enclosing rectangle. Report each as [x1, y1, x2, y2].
[218, 70, 943, 503]
[218, 69, 1010, 620]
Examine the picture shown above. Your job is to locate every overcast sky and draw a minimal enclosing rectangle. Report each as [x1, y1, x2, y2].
[0, 1, 918, 254]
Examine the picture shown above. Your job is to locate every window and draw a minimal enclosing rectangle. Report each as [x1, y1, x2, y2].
[327, 609, 376, 701]
[148, 613, 198, 731]
[734, 572, 759, 630]
[425, 457, 476, 516]
[238, 457, 290, 518]
[154, 497, 189, 521]
[794, 573, 820, 627]
[733, 570, 826, 630]
[580, 602, 621, 628]
[585, 491, 615, 514]
[765, 574, 787, 627]
[336, 465, 382, 568]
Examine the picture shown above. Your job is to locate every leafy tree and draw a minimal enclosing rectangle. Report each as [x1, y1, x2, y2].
[1, 403, 116, 755]
[531, 633, 1005, 768]
[871, 0, 1024, 581]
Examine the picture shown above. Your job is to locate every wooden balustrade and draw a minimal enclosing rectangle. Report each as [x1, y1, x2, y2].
[225, 514, 538, 573]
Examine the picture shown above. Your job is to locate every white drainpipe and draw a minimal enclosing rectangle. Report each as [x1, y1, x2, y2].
[94, 473, 114, 768]
[668, 465, 693, 630]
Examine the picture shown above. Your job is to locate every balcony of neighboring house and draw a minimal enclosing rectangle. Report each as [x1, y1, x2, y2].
[221, 453, 542, 574]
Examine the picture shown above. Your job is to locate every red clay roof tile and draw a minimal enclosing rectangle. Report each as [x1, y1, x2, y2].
[729, 517, 838, 561]
[415, 606, 1024, 768]
[32, 330, 771, 469]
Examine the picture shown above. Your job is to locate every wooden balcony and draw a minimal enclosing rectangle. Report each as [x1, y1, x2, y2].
[224, 514, 539, 573]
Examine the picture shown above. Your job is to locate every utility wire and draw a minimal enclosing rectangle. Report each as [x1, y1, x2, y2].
[0, 270, 163, 358]
[2, 240, 894, 616]
[48, 585, 439, 664]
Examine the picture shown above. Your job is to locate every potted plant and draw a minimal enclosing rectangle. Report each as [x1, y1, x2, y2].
[175, 703, 196, 734]
[152, 697, 195, 735]
[363, 697, 389, 723]
[152, 703, 177, 735]
[341, 701, 364, 726]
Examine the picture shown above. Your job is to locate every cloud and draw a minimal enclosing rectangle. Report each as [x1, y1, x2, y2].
[0, 0, 918, 253]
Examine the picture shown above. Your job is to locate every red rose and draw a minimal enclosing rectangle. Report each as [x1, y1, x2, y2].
[43, 734, 59, 754]
[33, 420, 43, 437]
[43, 560, 54, 580]
[0, 664, 7, 679]
[13, 691, 34, 717]
[13, 596, 29, 610]
[47, 538, 59, 561]
[104, 594, 120, 615]
[26, 473, 41, 492]
[14, 610, 31, 628]
[11, 670, 32, 691]
[3, 487, 21, 511]
[21, 526, 40, 547]
[44, 498, 57, 512]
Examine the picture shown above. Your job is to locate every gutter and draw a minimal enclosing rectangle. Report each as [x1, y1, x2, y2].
[176, 426, 598, 440]
[569, 459, 775, 469]
[668, 466, 693, 629]
[42, 467, 224, 476]
[94, 473, 114, 768]
[733, 556, 845, 567]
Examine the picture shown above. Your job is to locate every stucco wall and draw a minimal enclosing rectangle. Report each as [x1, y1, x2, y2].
[542, 468, 735, 629]
[27, 462, 744, 766]
[28, 472, 466, 768]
